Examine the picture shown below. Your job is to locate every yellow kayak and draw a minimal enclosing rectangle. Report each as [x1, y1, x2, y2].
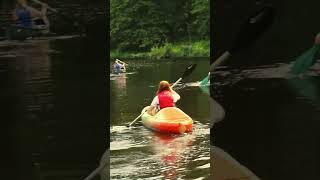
[141, 106, 193, 134]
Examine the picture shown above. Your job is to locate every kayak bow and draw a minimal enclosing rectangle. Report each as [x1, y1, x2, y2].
[141, 106, 193, 134]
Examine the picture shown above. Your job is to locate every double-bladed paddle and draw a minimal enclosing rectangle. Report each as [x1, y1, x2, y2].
[31, 0, 58, 13]
[31, 0, 79, 26]
[210, 5, 275, 72]
[199, 5, 275, 85]
[126, 64, 197, 127]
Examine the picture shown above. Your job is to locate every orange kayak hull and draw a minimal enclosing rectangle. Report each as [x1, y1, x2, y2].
[141, 106, 193, 134]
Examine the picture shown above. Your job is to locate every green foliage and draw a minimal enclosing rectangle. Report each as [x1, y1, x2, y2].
[148, 40, 210, 59]
[149, 43, 191, 59]
[110, 0, 209, 52]
[110, 40, 209, 59]
[191, 0, 210, 38]
[110, 0, 168, 51]
[190, 40, 210, 56]
[110, 50, 148, 59]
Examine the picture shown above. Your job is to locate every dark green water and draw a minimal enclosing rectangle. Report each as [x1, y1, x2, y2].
[212, 62, 320, 180]
[0, 37, 106, 180]
[0, 1, 107, 179]
[110, 59, 210, 179]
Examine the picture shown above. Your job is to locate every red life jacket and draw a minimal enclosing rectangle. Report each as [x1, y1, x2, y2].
[158, 90, 174, 109]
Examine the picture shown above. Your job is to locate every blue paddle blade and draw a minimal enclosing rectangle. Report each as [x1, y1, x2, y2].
[199, 75, 209, 86]
[290, 45, 320, 74]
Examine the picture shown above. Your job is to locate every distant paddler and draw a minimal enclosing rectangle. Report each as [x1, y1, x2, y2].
[113, 59, 128, 74]
[12, 0, 50, 30]
[147, 81, 181, 116]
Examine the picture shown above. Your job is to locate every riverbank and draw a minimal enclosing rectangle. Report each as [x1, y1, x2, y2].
[110, 40, 209, 59]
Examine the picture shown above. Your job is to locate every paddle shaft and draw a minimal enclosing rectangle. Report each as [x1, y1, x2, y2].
[198, 51, 230, 86]
[171, 78, 182, 88]
[31, 0, 58, 13]
[117, 59, 127, 65]
[31, 0, 81, 28]
[128, 111, 145, 126]
[128, 77, 182, 127]
[207, 6, 274, 73]
[210, 51, 231, 72]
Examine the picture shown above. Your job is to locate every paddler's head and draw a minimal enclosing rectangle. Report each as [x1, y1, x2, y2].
[315, 32, 320, 45]
[157, 81, 171, 94]
[17, 0, 27, 6]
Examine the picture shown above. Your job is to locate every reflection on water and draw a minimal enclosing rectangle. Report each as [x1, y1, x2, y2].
[1, 1, 108, 179]
[110, 59, 210, 179]
[151, 133, 193, 179]
[21, 41, 53, 113]
[212, 62, 320, 179]
[1, 37, 106, 179]
[110, 73, 127, 93]
[1, 40, 55, 180]
[110, 123, 209, 179]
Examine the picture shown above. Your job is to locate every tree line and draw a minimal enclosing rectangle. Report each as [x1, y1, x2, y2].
[110, 0, 209, 52]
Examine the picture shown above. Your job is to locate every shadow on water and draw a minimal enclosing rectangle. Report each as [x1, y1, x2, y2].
[211, 62, 320, 179]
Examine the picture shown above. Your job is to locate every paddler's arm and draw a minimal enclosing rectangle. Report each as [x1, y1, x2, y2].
[40, 3, 50, 28]
[118, 59, 128, 67]
[170, 88, 181, 102]
[12, 8, 18, 21]
[28, 3, 48, 18]
[147, 96, 158, 115]
[147, 106, 155, 115]
[117, 59, 125, 64]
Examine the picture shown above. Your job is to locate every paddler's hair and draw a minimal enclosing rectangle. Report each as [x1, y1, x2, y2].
[156, 80, 172, 95]
[17, 0, 27, 6]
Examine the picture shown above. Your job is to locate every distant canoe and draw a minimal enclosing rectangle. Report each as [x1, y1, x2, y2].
[113, 66, 126, 74]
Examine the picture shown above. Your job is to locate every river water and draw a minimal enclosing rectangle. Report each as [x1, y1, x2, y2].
[0, 1, 107, 180]
[212, 61, 320, 179]
[0, 37, 107, 180]
[110, 59, 210, 179]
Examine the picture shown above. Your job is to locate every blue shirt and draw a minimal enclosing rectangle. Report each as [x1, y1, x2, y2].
[114, 63, 121, 73]
[15, 7, 32, 28]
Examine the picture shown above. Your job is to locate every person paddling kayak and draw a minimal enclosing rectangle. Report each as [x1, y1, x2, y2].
[147, 81, 181, 115]
[113, 59, 127, 73]
[12, 0, 50, 29]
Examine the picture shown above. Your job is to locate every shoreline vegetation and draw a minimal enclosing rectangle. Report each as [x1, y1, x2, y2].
[111, 40, 209, 59]
[111, 0, 209, 60]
